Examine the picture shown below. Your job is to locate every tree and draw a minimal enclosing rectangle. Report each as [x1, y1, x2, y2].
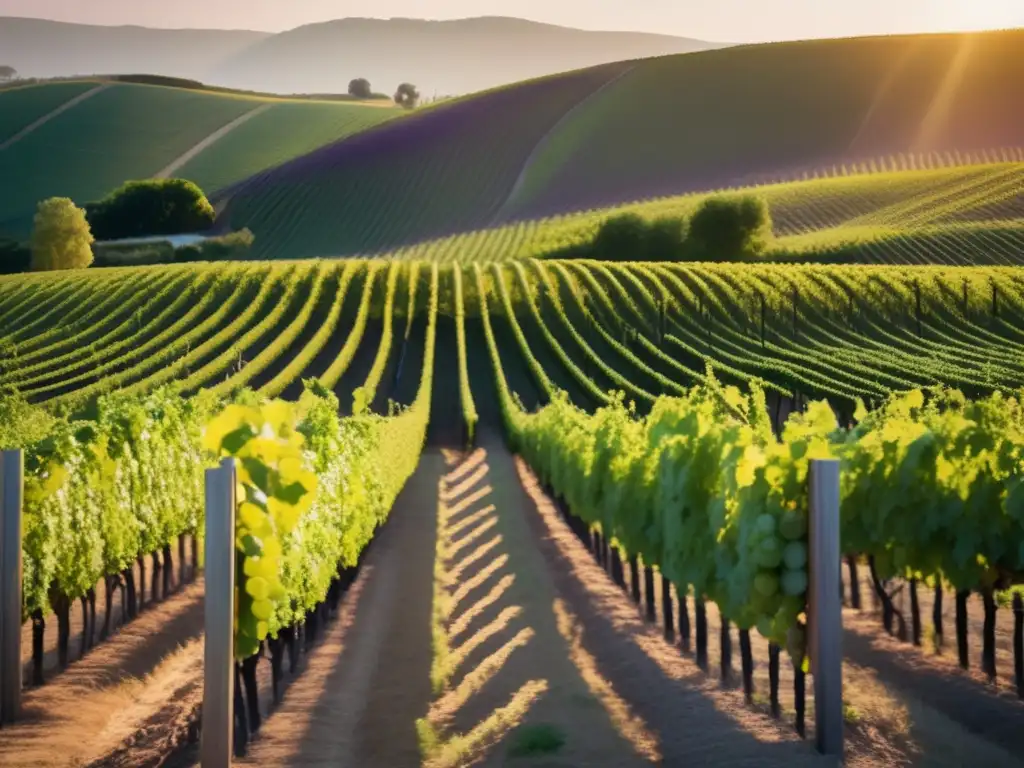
[348, 78, 372, 98]
[87, 179, 215, 241]
[394, 82, 420, 109]
[587, 213, 687, 261]
[686, 194, 772, 261]
[30, 198, 94, 271]
[0, 66, 17, 82]
[643, 216, 687, 261]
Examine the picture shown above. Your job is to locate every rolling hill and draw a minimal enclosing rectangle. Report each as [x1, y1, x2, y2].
[0, 16, 722, 96]
[213, 27, 1024, 261]
[0, 81, 400, 238]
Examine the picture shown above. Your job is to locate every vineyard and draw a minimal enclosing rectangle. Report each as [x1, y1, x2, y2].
[1, 20, 1024, 766]
[0, 254, 1022, 764]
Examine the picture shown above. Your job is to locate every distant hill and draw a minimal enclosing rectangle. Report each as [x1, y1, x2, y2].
[0, 15, 723, 96]
[0, 17, 268, 83]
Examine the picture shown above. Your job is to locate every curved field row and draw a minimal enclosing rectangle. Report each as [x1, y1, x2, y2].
[0, 260, 1022, 422]
[370, 163, 1024, 266]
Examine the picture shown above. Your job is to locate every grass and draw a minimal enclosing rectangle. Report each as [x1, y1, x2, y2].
[507, 723, 566, 757]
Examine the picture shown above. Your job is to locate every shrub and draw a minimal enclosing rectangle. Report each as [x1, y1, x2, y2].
[92, 243, 174, 267]
[644, 216, 688, 260]
[686, 194, 772, 261]
[30, 197, 94, 271]
[588, 213, 687, 262]
[87, 179, 215, 241]
[175, 228, 255, 262]
[348, 78, 372, 98]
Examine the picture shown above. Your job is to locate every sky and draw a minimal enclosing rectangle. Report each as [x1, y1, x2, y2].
[1, 0, 1022, 42]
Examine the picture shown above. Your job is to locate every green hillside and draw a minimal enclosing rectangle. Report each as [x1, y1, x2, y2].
[0, 81, 400, 238]
[0, 80, 98, 142]
[212, 28, 1024, 261]
[501, 28, 1024, 220]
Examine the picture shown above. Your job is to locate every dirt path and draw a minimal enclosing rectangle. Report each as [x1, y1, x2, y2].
[0, 580, 205, 767]
[423, 438, 657, 767]
[153, 103, 272, 179]
[0, 84, 111, 151]
[19, 537, 198, 686]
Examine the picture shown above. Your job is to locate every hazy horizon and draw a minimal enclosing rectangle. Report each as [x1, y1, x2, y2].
[1, 0, 1023, 43]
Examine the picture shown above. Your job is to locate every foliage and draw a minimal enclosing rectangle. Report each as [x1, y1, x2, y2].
[587, 213, 687, 262]
[30, 197, 94, 271]
[348, 78, 373, 98]
[394, 82, 420, 109]
[686, 194, 773, 261]
[86, 179, 215, 241]
[0, 66, 17, 82]
[175, 229, 255, 262]
[203, 399, 318, 658]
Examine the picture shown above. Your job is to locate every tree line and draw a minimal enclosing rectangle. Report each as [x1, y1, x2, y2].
[348, 78, 420, 109]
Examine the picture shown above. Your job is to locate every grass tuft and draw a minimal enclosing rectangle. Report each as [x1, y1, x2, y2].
[508, 723, 566, 758]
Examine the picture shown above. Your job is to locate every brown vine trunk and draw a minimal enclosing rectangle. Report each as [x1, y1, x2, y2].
[136, 555, 146, 612]
[629, 555, 641, 604]
[768, 642, 781, 718]
[31, 610, 45, 685]
[662, 574, 675, 641]
[644, 565, 656, 623]
[695, 599, 708, 671]
[739, 629, 753, 703]
[847, 556, 861, 610]
[956, 590, 969, 669]
[163, 543, 174, 597]
[909, 578, 921, 646]
[982, 587, 997, 681]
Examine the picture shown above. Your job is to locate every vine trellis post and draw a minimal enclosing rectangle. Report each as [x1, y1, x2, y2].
[0, 449, 23, 724]
[809, 458, 843, 756]
[202, 457, 236, 767]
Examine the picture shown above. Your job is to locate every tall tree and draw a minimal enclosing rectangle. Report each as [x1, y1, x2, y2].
[0, 65, 17, 82]
[31, 198, 94, 271]
[348, 78, 372, 98]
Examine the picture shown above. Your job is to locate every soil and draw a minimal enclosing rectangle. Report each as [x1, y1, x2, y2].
[0, 578, 205, 767]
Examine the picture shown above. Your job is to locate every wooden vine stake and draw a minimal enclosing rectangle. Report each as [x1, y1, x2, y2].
[202, 457, 236, 767]
[0, 450, 23, 724]
[808, 458, 843, 756]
